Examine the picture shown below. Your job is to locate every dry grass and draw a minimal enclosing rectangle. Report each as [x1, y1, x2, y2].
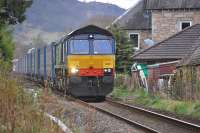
[0, 73, 64, 132]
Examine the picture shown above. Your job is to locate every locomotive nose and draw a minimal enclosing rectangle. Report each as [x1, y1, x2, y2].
[68, 55, 114, 76]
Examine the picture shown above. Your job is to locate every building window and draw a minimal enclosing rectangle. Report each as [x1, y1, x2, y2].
[129, 33, 140, 50]
[180, 21, 192, 30]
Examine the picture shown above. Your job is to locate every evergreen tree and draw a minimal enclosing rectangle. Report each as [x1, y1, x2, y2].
[0, 0, 32, 24]
[0, 26, 15, 61]
[109, 25, 134, 74]
[0, 0, 32, 62]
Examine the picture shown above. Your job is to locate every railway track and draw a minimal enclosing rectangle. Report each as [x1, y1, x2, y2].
[75, 98, 159, 133]
[73, 97, 200, 133]
[102, 98, 200, 133]
[51, 89, 200, 133]
[26, 80, 200, 133]
[49, 89, 156, 132]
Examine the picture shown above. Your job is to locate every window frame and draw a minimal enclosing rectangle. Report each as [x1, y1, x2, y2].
[69, 39, 90, 55]
[129, 33, 140, 50]
[93, 39, 114, 55]
[179, 21, 192, 31]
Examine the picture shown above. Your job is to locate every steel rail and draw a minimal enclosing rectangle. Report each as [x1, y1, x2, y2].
[75, 99, 160, 133]
[51, 90, 159, 133]
[24, 79, 200, 132]
[106, 97, 200, 132]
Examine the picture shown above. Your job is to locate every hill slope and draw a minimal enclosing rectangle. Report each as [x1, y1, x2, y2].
[25, 0, 124, 32]
[14, 0, 125, 47]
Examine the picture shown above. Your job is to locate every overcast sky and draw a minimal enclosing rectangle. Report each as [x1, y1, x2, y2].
[78, 0, 140, 9]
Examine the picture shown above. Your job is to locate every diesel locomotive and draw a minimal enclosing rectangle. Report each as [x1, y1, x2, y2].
[14, 25, 116, 98]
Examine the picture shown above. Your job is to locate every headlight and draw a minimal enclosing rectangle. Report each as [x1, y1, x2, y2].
[71, 68, 79, 74]
[104, 68, 112, 73]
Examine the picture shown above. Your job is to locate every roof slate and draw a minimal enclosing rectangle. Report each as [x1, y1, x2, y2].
[133, 24, 200, 62]
[145, 0, 200, 10]
[112, 0, 151, 30]
[178, 37, 200, 66]
[112, 0, 200, 30]
[187, 48, 200, 65]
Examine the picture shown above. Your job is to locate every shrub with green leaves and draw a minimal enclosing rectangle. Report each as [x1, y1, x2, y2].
[0, 25, 15, 62]
[109, 25, 134, 74]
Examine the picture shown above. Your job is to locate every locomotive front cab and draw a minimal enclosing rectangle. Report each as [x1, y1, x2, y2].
[66, 26, 115, 97]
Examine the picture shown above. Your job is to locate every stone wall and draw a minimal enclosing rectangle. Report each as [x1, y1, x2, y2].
[126, 30, 152, 50]
[152, 10, 200, 43]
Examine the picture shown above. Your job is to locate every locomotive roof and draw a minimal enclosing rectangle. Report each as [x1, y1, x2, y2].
[67, 25, 113, 38]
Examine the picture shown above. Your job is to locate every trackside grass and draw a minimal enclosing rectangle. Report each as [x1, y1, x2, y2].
[111, 85, 200, 119]
[0, 60, 64, 133]
[0, 75, 65, 133]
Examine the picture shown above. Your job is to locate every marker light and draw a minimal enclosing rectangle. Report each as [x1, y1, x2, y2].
[104, 68, 112, 73]
[71, 68, 79, 74]
[107, 69, 111, 73]
[88, 34, 94, 39]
